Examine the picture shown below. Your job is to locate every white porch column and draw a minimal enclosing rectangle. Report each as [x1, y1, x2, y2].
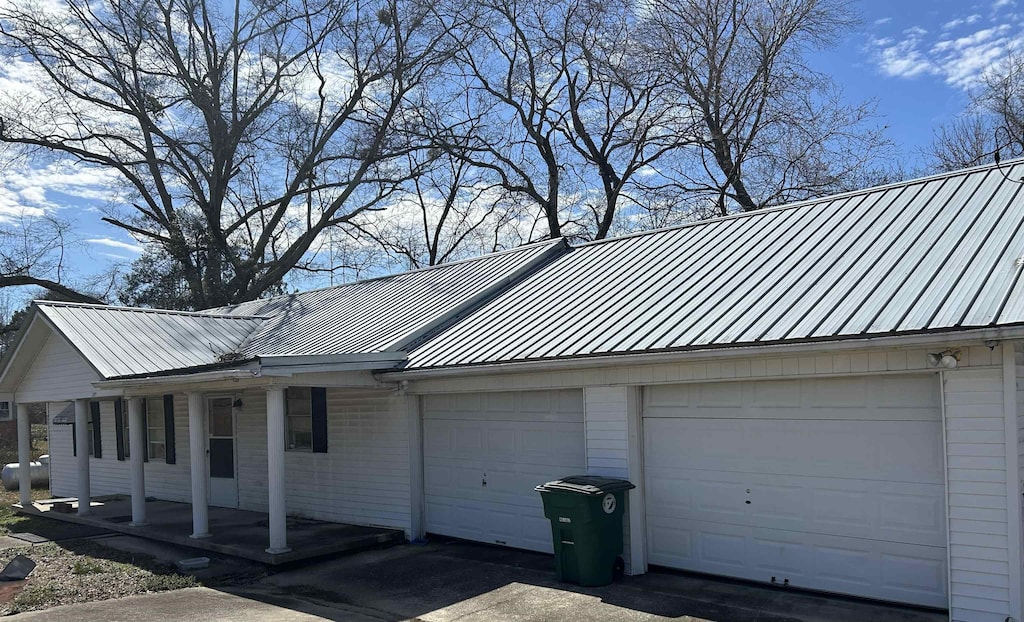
[74, 398, 91, 515]
[16, 404, 31, 507]
[188, 392, 210, 539]
[265, 387, 289, 554]
[128, 397, 147, 526]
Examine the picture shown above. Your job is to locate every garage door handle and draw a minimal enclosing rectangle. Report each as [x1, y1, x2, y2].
[745, 500, 751, 504]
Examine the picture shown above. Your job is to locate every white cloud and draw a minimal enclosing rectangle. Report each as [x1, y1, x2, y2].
[0, 160, 120, 223]
[943, 14, 982, 30]
[868, 14, 1024, 89]
[995, 0, 1016, 10]
[871, 28, 935, 79]
[874, 17, 892, 26]
[86, 238, 144, 254]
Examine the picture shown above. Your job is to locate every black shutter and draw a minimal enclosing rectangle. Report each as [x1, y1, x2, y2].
[72, 423, 76, 457]
[90, 401, 102, 459]
[163, 394, 176, 464]
[114, 399, 125, 461]
[311, 387, 328, 454]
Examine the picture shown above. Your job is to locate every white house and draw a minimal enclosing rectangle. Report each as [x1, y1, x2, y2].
[3, 161, 1024, 622]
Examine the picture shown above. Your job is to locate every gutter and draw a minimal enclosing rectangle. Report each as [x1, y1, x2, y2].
[380, 325, 1024, 381]
[94, 352, 409, 388]
[258, 353, 407, 367]
[95, 368, 262, 389]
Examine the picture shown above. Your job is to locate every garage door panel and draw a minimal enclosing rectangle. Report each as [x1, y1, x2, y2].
[645, 377, 941, 420]
[647, 417, 943, 483]
[426, 390, 586, 422]
[647, 463, 945, 547]
[644, 375, 947, 607]
[877, 484, 947, 541]
[424, 389, 585, 552]
[649, 517, 947, 607]
[426, 461, 567, 503]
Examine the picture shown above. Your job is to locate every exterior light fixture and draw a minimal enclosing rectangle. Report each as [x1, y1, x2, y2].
[927, 349, 961, 369]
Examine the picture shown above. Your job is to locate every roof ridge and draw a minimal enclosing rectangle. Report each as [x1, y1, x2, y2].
[574, 156, 1024, 249]
[34, 300, 270, 321]
[208, 237, 568, 312]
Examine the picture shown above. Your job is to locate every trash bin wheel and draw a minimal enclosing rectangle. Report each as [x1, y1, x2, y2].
[613, 556, 625, 580]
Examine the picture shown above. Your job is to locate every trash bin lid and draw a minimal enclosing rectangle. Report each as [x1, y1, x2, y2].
[535, 475, 636, 495]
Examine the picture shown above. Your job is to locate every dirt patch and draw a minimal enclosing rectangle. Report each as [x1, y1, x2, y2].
[0, 540, 198, 615]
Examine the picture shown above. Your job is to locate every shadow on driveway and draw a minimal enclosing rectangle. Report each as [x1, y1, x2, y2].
[234, 539, 947, 622]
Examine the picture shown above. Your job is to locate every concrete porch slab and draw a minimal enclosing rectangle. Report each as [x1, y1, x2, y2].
[17, 497, 403, 565]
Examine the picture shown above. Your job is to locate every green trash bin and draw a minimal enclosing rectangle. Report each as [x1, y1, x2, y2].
[535, 475, 635, 587]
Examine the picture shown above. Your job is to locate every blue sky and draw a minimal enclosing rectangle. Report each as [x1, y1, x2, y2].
[813, 0, 1022, 168]
[0, 0, 1019, 306]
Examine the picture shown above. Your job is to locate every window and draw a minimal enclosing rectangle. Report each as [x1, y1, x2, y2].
[146, 398, 166, 460]
[0, 402, 10, 422]
[88, 401, 102, 458]
[286, 387, 328, 453]
[117, 399, 129, 460]
[286, 387, 313, 451]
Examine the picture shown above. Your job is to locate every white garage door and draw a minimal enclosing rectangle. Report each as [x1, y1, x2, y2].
[423, 389, 585, 552]
[644, 375, 947, 608]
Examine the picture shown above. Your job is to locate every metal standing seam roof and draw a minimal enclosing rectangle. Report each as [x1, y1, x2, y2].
[403, 161, 1024, 369]
[211, 238, 565, 357]
[36, 302, 267, 379]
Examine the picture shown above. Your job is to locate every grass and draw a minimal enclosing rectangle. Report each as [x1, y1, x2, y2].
[0, 540, 198, 615]
[0, 488, 212, 615]
[0, 487, 54, 537]
[71, 559, 105, 575]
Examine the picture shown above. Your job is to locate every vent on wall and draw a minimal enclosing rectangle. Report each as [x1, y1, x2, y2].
[0, 402, 10, 422]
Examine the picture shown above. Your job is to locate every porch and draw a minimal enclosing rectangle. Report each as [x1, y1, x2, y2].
[17, 496, 404, 565]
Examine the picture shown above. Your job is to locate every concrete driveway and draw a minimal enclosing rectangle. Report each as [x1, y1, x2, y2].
[6, 539, 948, 622]
[246, 540, 946, 622]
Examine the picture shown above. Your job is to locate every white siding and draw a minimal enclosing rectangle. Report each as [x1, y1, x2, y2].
[584, 386, 629, 479]
[46, 395, 193, 502]
[236, 388, 411, 532]
[584, 386, 645, 575]
[944, 368, 1013, 622]
[48, 388, 412, 533]
[17, 333, 101, 402]
[408, 344, 1001, 395]
[1015, 342, 1024, 619]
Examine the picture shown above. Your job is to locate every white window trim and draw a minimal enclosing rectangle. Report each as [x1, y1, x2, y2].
[285, 387, 314, 452]
[145, 397, 166, 461]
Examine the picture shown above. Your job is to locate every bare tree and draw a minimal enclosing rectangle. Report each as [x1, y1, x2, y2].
[433, 0, 696, 241]
[930, 52, 1024, 171]
[0, 0, 462, 308]
[547, 0, 696, 238]
[644, 0, 891, 214]
[433, 0, 573, 240]
[0, 214, 103, 303]
[351, 148, 520, 268]
[929, 115, 994, 172]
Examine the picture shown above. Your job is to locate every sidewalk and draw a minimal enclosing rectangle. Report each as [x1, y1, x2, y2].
[2, 587, 372, 622]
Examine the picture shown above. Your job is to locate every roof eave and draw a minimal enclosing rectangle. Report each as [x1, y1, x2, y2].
[0, 303, 110, 393]
[0, 305, 40, 392]
[94, 366, 262, 389]
[258, 352, 408, 376]
[383, 325, 1024, 381]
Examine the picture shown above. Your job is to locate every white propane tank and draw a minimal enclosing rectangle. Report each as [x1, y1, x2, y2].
[1, 455, 49, 491]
